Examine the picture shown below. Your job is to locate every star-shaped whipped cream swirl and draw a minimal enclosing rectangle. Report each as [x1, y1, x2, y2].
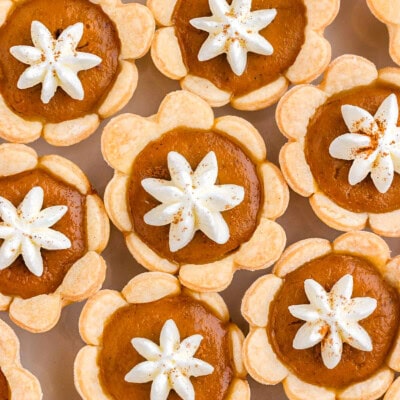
[329, 94, 400, 193]
[289, 274, 377, 370]
[190, 0, 277, 76]
[10, 21, 102, 104]
[142, 151, 244, 252]
[125, 319, 214, 400]
[0, 186, 71, 277]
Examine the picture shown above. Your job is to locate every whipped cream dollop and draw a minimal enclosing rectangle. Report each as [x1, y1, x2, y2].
[142, 151, 244, 252]
[289, 274, 377, 369]
[10, 21, 102, 104]
[190, 0, 277, 76]
[0, 186, 71, 277]
[329, 94, 400, 194]
[125, 319, 214, 400]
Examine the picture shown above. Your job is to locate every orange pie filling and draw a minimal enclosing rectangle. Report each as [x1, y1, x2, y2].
[172, 0, 307, 96]
[0, 168, 87, 299]
[0, 0, 120, 123]
[128, 128, 262, 265]
[268, 253, 400, 388]
[98, 295, 234, 400]
[305, 83, 400, 213]
[0, 370, 8, 400]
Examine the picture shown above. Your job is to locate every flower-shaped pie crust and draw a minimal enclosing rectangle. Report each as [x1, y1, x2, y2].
[0, 0, 154, 146]
[0, 143, 109, 333]
[148, 0, 339, 110]
[102, 90, 288, 292]
[242, 231, 400, 400]
[278, 54, 400, 236]
[0, 318, 42, 399]
[74, 271, 249, 400]
[367, 0, 400, 66]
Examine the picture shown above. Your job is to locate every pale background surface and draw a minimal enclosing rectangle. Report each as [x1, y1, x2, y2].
[2, 0, 399, 398]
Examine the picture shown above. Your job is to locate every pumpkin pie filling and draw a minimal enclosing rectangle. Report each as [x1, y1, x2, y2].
[268, 253, 400, 388]
[0, 168, 87, 299]
[305, 83, 400, 213]
[98, 295, 234, 400]
[172, 0, 307, 96]
[128, 128, 261, 265]
[0, 0, 120, 123]
[0, 370, 8, 400]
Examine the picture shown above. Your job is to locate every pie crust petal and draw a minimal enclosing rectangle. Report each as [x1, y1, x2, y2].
[86, 195, 110, 253]
[38, 155, 91, 195]
[0, 143, 38, 177]
[225, 379, 250, 400]
[104, 173, 132, 232]
[5, 367, 42, 400]
[56, 252, 107, 303]
[285, 28, 331, 84]
[9, 293, 62, 333]
[243, 328, 289, 385]
[98, 60, 138, 119]
[279, 142, 316, 197]
[179, 255, 235, 292]
[231, 76, 288, 111]
[0, 96, 42, 143]
[369, 210, 400, 237]
[385, 377, 400, 400]
[75, 346, 112, 400]
[366, 0, 400, 25]
[261, 162, 290, 219]
[229, 324, 246, 378]
[273, 238, 332, 278]
[332, 231, 391, 269]
[214, 116, 267, 162]
[276, 85, 328, 141]
[79, 290, 127, 346]
[182, 288, 230, 323]
[304, 0, 340, 31]
[125, 232, 179, 274]
[337, 368, 394, 400]
[241, 274, 283, 328]
[310, 192, 368, 231]
[283, 374, 336, 400]
[151, 27, 187, 80]
[147, 0, 178, 26]
[234, 218, 286, 271]
[378, 67, 400, 87]
[319, 55, 378, 96]
[181, 75, 232, 108]
[121, 272, 181, 304]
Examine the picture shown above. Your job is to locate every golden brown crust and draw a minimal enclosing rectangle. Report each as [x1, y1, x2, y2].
[150, 0, 338, 110]
[75, 272, 248, 399]
[103, 90, 287, 292]
[0, 144, 109, 333]
[277, 56, 400, 235]
[385, 377, 400, 400]
[0, 319, 42, 399]
[0, 0, 154, 146]
[244, 232, 400, 399]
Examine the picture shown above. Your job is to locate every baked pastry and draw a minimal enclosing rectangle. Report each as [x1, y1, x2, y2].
[148, 0, 339, 110]
[74, 271, 249, 400]
[367, 0, 400, 66]
[0, 318, 42, 399]
[242, 231, 400, 400]
[0, 143, 109, 333]
[0, 0, 154, 146]
[278, 54, 400, 236]
[102, 90, 288, 292]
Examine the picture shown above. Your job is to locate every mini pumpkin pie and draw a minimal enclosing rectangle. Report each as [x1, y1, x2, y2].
[74, 271, 249, 400]
[102, 90, 288, 292]
[0, 318, 42, 399]
[0, 143, 109, 333]
[148, 0, 339, 110]
[278, 54, 400, 236]
[0, 0, 154, 146]
[367, 0, 400, 66]
[242, 231, 400, 400]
